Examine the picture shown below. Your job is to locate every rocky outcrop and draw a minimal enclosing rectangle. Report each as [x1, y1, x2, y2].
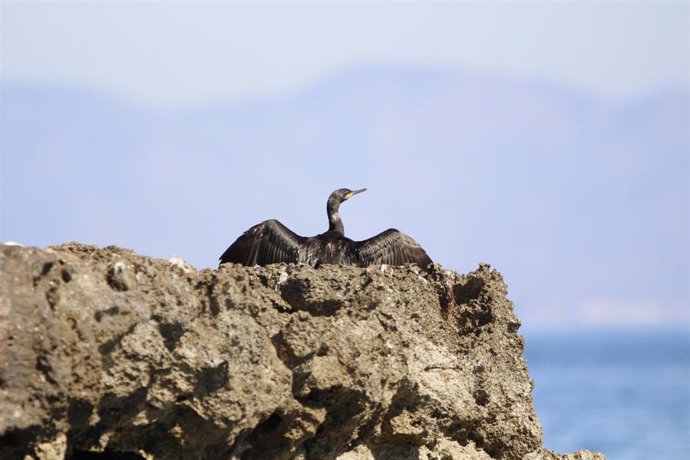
[0, 243, 604, 460]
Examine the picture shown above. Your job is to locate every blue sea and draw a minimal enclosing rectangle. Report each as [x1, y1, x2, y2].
[523, 328, 690, 460]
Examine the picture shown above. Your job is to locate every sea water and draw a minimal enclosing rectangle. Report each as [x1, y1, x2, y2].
[523, 328, 690, 460]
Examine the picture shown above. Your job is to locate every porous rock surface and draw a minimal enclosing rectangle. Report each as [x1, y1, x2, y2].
[0, 243, 604, 460]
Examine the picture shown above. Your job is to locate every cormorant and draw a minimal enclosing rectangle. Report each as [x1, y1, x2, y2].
[219, 188, 432, 268]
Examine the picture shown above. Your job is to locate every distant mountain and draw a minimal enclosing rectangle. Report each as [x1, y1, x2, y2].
[2, 67, 688, 327]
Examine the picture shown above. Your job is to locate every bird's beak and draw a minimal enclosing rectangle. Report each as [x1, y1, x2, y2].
[345, 188, 367, 199]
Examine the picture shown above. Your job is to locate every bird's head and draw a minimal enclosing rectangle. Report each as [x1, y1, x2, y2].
[326, 188, 367, 234]
[331, 187, 367, 204]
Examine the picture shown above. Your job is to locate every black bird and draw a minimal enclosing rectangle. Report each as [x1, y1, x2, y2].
[219, 188, 432, 268]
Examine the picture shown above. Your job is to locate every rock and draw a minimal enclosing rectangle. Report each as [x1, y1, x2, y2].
[525, 449, 607, 460]
[0, 243, 604, 459]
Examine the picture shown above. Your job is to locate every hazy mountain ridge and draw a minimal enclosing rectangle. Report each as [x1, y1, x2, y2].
[2, 67, 688, 327]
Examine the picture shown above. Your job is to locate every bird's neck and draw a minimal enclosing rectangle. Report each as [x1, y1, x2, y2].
[327, 201, 345, 236]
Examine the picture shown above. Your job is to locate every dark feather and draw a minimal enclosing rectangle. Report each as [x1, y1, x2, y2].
[219, 219, 306, 266]
[357, 229, 432, 267]
[219, 188, 432, 268]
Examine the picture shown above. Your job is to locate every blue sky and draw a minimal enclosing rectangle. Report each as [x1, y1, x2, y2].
[1, 1, 688, 330]
[2, 1, 688, 107]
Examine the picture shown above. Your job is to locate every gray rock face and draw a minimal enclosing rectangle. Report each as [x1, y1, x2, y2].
[0, 243, 604, 460]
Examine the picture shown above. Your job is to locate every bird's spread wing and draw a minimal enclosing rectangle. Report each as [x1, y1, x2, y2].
[357, 228, 432, 268]
[219, 219, 306, 267]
